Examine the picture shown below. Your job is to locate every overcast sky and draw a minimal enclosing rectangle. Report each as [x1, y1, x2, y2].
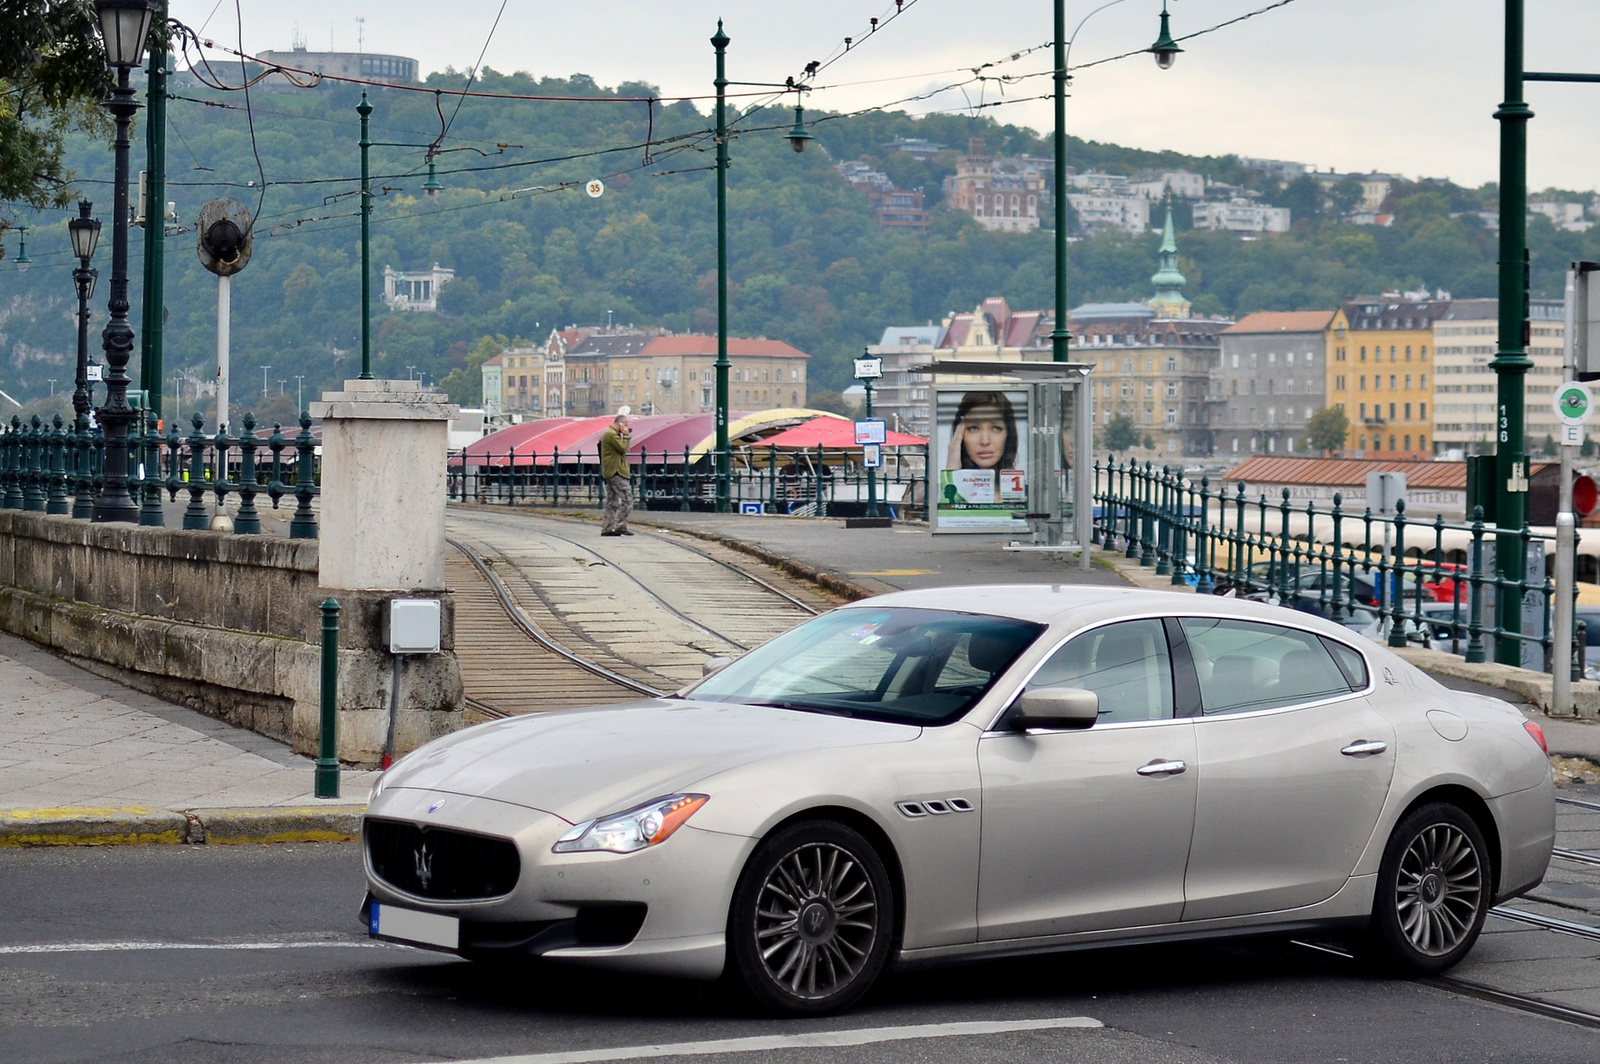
[170, 0, 1600, 193]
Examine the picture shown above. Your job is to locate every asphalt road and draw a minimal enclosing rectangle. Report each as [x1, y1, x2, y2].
[3, 845, 1597, 1064]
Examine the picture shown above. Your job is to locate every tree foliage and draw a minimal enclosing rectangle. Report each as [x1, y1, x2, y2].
[0, 0, 114, 220]
[1305, 406, 1350, 454]
[1103, 413, 1142, 453]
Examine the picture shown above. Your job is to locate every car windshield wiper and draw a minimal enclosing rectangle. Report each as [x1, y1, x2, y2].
[747, 699, 856, 718]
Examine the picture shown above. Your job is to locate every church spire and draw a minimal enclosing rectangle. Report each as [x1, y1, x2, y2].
[1149, 197, 1190, 318]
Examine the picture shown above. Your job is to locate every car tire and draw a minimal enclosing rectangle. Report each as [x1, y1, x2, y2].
[1360, 802, 1491, 976]
[726, 820, 895, 1016]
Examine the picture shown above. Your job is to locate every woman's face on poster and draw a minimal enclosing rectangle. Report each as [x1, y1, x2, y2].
[961, 405, 1009, 469]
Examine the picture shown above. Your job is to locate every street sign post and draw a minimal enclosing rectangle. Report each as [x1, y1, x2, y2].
[853, 354, 886, 523]
[853, 419, 886, 445]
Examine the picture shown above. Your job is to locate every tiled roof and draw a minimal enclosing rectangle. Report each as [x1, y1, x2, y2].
[567, 335, 654, 358]
[637, 335, 810, 358]
[1225, 456, 1465, 490]
[1437, 299, 1498, 321]
[1224, 310, 1335, 334]
[1222, 455, 1552, 491]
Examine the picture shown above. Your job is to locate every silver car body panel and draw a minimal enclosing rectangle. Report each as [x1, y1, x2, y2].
[977, 720, 1198, 938]
[361, 584, 1555, 981]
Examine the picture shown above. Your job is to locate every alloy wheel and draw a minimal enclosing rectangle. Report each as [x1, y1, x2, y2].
[1394, 822, 1483, 957]
[753, 841, 879, 1000]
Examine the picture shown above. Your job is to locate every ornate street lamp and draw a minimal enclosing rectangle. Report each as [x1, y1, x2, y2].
[14, 226, 31, 270]
[68, 202, 102, 519]
[90, 0, 157, 523]
[1149, 1, 1182, 70]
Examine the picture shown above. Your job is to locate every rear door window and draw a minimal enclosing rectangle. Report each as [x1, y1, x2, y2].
[1179, 617, 1355, 716]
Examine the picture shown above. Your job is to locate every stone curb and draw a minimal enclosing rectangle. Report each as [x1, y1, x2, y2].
[0, 805, 365, 848]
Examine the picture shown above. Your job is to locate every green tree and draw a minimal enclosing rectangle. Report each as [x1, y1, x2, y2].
[0, 0, 115, 216]
[1305, 406, 1350, 454]
[1102, 413, 1140, 452]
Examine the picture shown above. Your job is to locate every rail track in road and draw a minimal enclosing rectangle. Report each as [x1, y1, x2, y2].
[1285, 793, 1600, 1031]
[446, 509, 829, 719]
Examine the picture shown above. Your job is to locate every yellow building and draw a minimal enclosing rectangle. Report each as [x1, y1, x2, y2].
[1325, 297, 1449, 458]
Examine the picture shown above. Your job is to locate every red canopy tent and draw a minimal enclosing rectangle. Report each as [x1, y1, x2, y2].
[758, 416, 927, 449]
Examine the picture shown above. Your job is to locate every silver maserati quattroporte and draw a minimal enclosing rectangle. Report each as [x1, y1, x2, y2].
[360, 585, 1555, 1014]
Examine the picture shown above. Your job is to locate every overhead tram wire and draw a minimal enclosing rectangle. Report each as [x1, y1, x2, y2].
[138, 0, 1302, 250]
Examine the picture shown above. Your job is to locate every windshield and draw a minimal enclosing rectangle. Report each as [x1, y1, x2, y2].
[687, 607, 1045, 725]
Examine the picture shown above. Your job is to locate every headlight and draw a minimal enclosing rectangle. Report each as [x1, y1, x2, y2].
[552, 794, 708, 854]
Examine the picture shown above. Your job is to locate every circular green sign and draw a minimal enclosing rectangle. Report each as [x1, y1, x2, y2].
[1555, 382, 1592, 424]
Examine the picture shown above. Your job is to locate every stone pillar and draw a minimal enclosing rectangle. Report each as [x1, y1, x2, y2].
[306, 380, 463, 762]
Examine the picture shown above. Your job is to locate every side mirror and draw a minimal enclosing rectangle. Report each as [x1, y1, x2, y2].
[1006, 687, 1099, 732]
[703, 655, 733, 677]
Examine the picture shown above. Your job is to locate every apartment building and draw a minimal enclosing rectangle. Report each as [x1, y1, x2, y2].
[1325, 297, 1450, 459]
[597, 336, 809, 417]
[1432, 298, 1566, 455]
[1210, 311, 1334, 456]
[942, 138, 1048, 232]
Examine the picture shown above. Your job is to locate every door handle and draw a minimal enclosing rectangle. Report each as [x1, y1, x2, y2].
[1340, 739, 1388, 757]
[1137, 759, 1187, 777]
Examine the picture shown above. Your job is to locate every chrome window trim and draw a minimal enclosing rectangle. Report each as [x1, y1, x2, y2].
[978, 610, 1377, 734]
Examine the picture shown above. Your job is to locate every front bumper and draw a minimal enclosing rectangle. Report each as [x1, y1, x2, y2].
[361, 787, 755, 980]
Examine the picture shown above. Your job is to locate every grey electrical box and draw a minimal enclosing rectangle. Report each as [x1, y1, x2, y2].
[389, 598, 442, 655]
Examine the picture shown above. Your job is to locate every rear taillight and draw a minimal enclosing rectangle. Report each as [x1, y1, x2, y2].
[1524, 720, 1548, 754]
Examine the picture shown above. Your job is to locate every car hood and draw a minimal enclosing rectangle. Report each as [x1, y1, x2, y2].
[378, 699, 921, 823]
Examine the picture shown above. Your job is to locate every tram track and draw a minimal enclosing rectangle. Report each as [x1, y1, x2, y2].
[445, 509, 832, 717]
[448, 509, 821, 688]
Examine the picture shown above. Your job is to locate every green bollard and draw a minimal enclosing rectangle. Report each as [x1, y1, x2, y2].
[315, 597, 341, 799]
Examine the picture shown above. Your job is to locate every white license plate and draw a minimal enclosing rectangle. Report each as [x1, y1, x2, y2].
[370, 902, 460, 950]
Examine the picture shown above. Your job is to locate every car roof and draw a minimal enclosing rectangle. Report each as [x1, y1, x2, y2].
[849, 584, 1367, 642]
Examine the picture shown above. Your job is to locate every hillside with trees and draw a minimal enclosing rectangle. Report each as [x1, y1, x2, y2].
[3, 65, 1599, 423]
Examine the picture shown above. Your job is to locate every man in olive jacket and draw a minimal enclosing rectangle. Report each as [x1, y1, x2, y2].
[600, 411, 633, 536]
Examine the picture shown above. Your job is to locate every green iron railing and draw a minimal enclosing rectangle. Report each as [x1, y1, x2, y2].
[0, 410, 319, 537]
[1093, 455, 1582, 676]
[448, 444, 928, 520]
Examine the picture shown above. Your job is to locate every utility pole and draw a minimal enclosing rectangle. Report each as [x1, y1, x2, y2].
[139, 1, 168, 420]
[296, 374, 305, 410]
[1493, 0, 1533, 664]
[358, 91, 374, 379]
[261, 364, 271, 398]
[1049, 0, 1069, 364]
[712, 21, 731, 513]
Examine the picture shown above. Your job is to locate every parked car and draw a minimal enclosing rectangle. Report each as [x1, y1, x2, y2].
[360, 587, 1554, 1014]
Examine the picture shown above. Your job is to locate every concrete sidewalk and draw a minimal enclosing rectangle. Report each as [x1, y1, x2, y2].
[0, 630, 373, 846]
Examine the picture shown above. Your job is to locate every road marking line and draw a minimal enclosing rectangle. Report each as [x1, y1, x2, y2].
[434, 1017, 1103, 1064]
[0, 939, 389, 954]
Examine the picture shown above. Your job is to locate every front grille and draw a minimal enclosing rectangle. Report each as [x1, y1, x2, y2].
[365, 817, 520, 901]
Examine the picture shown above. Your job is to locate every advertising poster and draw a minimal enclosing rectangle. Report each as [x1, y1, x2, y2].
[932, 386, 1031, 532]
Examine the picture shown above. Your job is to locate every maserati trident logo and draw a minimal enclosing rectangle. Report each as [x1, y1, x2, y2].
[414, 842, 434, 891]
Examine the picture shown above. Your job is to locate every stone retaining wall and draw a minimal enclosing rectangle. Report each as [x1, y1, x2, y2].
[0, 511, 462, 763]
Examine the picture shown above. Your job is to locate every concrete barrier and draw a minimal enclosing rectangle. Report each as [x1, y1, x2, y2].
[0, 510, 462, 764]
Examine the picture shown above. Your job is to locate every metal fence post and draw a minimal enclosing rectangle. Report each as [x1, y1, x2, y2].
[1466, 507, 1487, 663]
[289, 411, 318, 539]
[45, 415, 70, 515]
[235, 414, 261, 534]
[1388, 501, 1409, 647]
[681, 446, 692, 511]
[183, 413, 209, 529]
[315, 597, 341, 799]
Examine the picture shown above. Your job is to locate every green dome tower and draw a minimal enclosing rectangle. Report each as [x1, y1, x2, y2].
[1148, 199, 1191, 319]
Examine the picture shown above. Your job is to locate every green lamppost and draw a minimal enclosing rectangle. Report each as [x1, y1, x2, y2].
[139, 0, 168, 425]
[1490, 0, 1600, 664]
[710, 21, 808, 511]
[1048, 0, 1180, 364]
